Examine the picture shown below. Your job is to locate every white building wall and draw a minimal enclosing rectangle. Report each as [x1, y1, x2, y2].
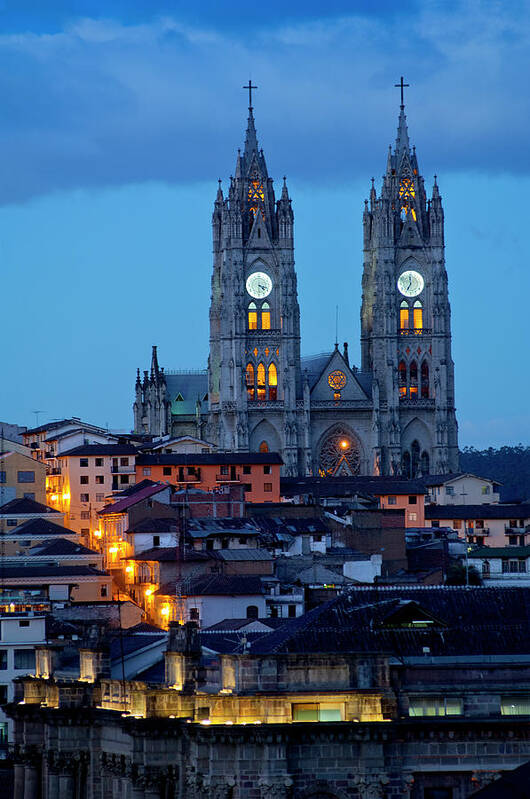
[185, 595, 266, 628]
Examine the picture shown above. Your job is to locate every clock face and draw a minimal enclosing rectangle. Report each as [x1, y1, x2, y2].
[397, 270, 424, 298]
[246, 271, 272, 299]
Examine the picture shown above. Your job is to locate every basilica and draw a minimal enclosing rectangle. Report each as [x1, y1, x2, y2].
[133, 86, 459, 478]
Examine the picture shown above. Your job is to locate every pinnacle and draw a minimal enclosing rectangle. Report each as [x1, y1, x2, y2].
[244, 107, 259, 163]
[395, 107, 410, 156]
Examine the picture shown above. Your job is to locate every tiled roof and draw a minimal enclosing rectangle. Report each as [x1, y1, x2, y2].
[281, 476, 427, 497]
[212, 548, 272, 562]
[98, 484, 170, 515]
[59, 444, 138, 457]
[136, 452, 282, 466]
[426, 503, 530, 520]
[187, 519, 260, 538]
[249, 585, 530, 656]
[202, 618, 285, 632]
[157, 574, 264, 597]
[8, 518, 68, 536]
[421, 473, 503, 487]
[113, 479, 157, 497]
[0, 497, 60, 515]
[29, 539, 100, 557]
[127, 517, 179, 534]
[0, 565, 107, 579]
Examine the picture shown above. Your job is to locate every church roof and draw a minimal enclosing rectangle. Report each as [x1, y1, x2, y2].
[165, 372, 208, 417]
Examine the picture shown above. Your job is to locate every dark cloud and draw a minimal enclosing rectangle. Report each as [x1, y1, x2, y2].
[0, 4, 528, 203]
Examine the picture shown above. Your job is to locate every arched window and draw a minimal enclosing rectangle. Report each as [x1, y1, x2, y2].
[261, 302, 271, 330]
[246, 363, 255, 401]
[248, 302, 257, 330]
[398, 360, 407, 399]
[409, 361, 418, 398]
[420, 450, 430, 475]
[402, 451, 411, 479]
[413, 300, 423, 332]
[246, 605, 259, 619]
[400, 300, 409, 331]
[259, 441, 269, 453]
[411, 440, 421, 477]
[421, 360, 429, 398]
[257, 362, 266, 400]
[268, 363, 277, 400]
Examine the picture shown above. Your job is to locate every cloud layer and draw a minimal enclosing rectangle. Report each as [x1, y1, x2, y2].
[0, 2, 529, 202]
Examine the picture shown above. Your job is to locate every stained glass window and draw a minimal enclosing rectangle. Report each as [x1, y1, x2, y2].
[328, 370, 347, 390]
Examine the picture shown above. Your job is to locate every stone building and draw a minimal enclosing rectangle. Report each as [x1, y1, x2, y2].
[133, 90, 459, 478]
[9, 585, 530, 798]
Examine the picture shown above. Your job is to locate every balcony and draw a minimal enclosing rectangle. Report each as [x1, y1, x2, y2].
[216, 473, 241, 483]
[399, 328, 432, 336]
[111, 464, 136, 474]
[48, 467, 62, 475]
[176, 473, 201, 483]
[469, 527, 490, 536]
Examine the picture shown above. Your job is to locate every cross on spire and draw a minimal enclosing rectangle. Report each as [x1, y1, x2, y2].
[243, 80, 258, 109]
[394, 76, 410, 108]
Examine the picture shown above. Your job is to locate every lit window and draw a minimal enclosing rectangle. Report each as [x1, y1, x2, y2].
[268, 362, 277, 400]
[409, 696, 462, 717]
[501, 696, 530, 715]
[257, 363, 266, 400]
[264, 483, 273, 492]
[259, 441, 269, 453]
[261, 302, 271, 330]
[413, 300, 423, 332]
[248, 302, 258, 330]
[246, 363, 255, 401]
[292, 703, 343, 722]
[400, 301, 409, 331]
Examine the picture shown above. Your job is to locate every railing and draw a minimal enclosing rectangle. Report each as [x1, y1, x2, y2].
[216, 473, 241, 483]
[111, 465, 136, 474]
[399, 328, 432, 336]
[48, 467, 62, 475]
[398, 398, 436, 408]
[248, 400, 285, 409]
[310, 400, 372, 409]
[247, 329, 281, 336]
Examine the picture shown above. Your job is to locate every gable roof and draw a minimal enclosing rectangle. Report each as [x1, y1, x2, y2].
[0, 497, 60, 515]
[10, 518, 69, 537]
[98, 483, 170, 516]
[126, 517, 179, 534]
[29, 538, 100, 557]
[249, 585, 530, 656]
[59, 444, 138, 457]
[165, 373, 208, 417]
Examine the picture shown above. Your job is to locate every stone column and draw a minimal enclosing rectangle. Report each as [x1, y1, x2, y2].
[13, 763, 25, 799]
[23, 765, 39, 799]
[58, 773, 74, 799]
[47, 772, 60, 799]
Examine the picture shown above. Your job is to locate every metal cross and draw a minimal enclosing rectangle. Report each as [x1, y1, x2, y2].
[394, 76, 410, 107]
[243, 80, 258, 109]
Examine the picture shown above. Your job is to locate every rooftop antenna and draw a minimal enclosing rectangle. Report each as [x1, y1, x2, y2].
[33, 410, 45, 427]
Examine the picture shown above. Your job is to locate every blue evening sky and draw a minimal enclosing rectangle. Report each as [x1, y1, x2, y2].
[1, 0, 529, 447]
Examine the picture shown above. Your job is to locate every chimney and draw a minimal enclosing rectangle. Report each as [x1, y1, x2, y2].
[79, 624, 110, 683]
[343, 342, 349, 366]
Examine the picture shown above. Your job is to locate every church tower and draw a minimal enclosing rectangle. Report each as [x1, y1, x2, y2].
[208, 87, 308, 475]
[361, 81, 459, 476]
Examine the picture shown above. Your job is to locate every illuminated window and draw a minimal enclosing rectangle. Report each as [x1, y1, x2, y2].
[246, 363, 255, 400]
[421, 360, 429, 398]
[248, 302, 257, 330]
[259, 441, 269, 453]
[261, 302, 271, 330]
[409, 361, 418, 397]
[409, 696, 462, 717]
[399, 177, 417, 221]
[413, 300, 423, 332]
[257, 362, 266, 400]
[268, 362, 277, 400]
[400, 301, 409, 330]
[292, 703, 342, 722]
[248, 177, 265, 219]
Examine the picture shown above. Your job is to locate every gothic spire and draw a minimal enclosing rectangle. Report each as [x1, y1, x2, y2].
[395, 105, 410, 156]
[150, 345, 160, 379]
[244, 106, 259, 163]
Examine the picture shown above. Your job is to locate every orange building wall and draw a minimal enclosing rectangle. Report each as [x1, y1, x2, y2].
[136, 462, 281, 503]
[378, 493, 425, 527]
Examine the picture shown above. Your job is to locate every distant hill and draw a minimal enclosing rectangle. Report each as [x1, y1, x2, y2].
[459, 445, 530, 502]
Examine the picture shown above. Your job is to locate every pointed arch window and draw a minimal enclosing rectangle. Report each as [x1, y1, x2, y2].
[248, 302, 257, 330]
[411, 440, 421, 477]
[400, 301, 410, 331]
[268, 363, 277, 400]
[398, 361, 407, 399]
[409, 361, 418, 398]
[261, 302, 271, 330]
[246, 363, 255, 401]
[259, 441, 269, 453]
[421, 360, 429, 398]
[257, 362, 266, 400]
[413, 300, 423, 332]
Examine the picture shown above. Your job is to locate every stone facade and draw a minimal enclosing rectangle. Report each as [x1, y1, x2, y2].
[133, 99, 459, 478]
